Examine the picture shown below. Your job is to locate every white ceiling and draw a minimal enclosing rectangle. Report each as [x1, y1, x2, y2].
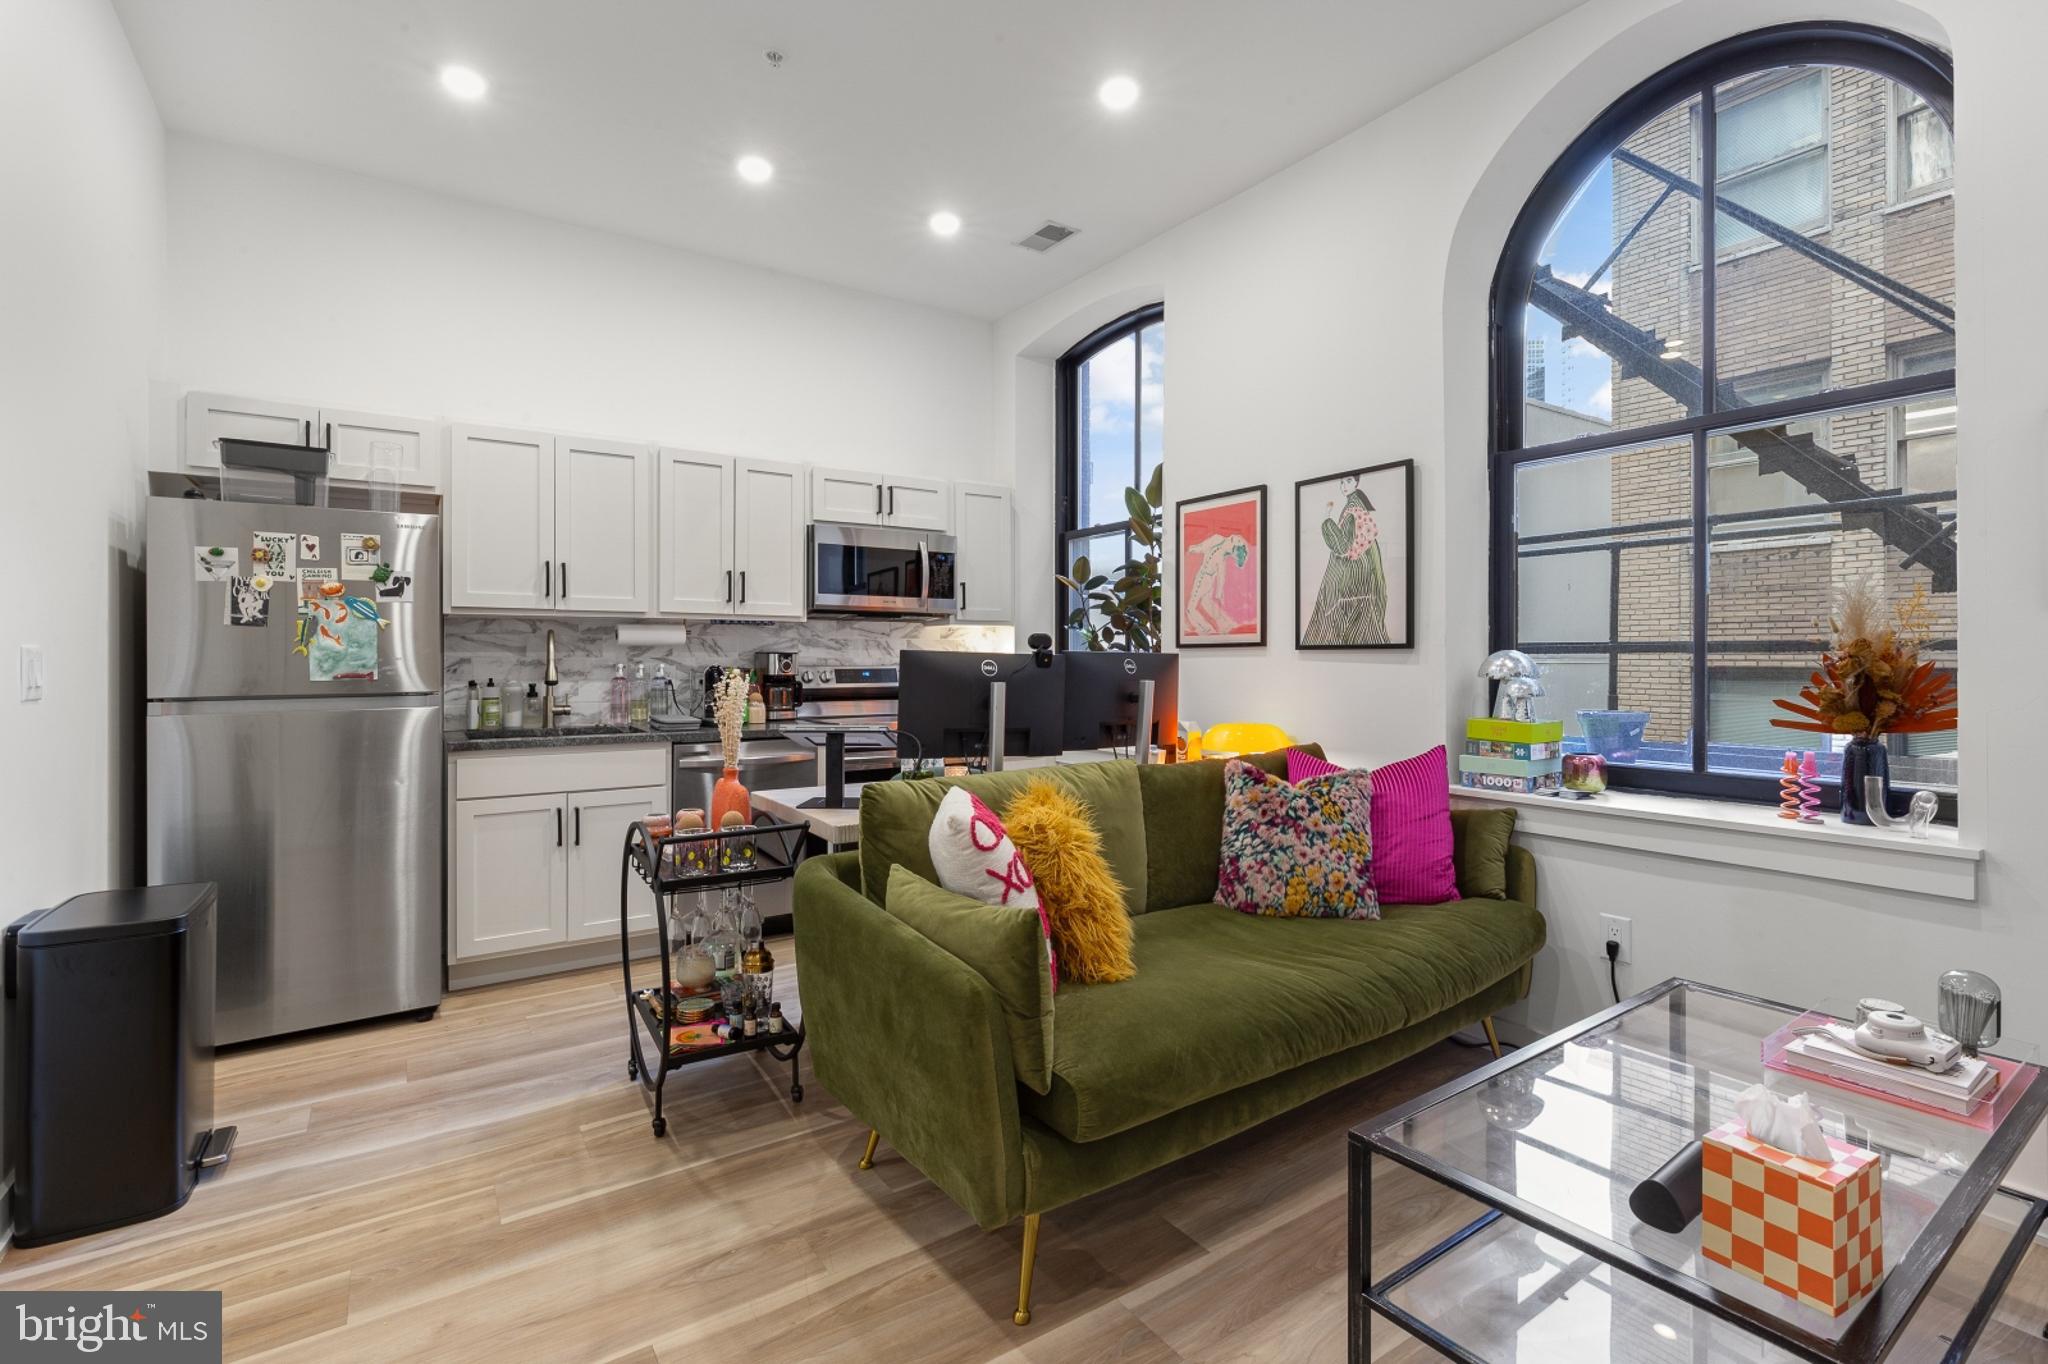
[113, 0, 1583, 319]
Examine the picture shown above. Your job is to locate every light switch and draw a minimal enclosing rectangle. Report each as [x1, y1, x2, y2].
[19, 644, 44, 701]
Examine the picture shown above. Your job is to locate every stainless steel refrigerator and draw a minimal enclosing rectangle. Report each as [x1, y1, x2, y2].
[146, 497, 442, 1044]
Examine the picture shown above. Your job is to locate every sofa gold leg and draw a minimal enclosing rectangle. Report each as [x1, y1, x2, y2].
[1013, 1213, 1041, 1326]
[857, 1128, 880, 1171]
[1482, 1016, 1503, 1060]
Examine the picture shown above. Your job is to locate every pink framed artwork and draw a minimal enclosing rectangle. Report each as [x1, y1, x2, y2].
[1175, 484, 1267, 647]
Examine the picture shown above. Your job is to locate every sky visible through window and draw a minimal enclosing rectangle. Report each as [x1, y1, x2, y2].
[1527, 160, 1616, 423]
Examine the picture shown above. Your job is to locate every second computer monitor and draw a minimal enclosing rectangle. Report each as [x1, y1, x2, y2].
[1062, 651, 1179, 754]
[897, 651, 1067, 763]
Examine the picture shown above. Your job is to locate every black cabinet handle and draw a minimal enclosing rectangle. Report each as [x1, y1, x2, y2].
[321, 421, 332, 450]
[302, 418, 312, 446]
[739, 570, 747, 604]
[560, 562, 569, 599]
[544, 561, 551, 599]
[555, 808, 563, 847]
[574, 807, 581, 846]
[874, 485, 883, 516]
[725, 569, 733, 603]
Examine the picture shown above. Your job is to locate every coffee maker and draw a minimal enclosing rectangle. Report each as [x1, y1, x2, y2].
[754, 651, 802, 719]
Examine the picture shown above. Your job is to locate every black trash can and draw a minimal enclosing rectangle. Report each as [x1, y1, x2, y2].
[5, 883, 234, 1247]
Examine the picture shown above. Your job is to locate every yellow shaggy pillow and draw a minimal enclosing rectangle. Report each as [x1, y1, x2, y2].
[1003, 778, 1136, 985]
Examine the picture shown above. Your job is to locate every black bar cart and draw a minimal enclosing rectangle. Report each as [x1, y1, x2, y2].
[619, 819, 808, 1138]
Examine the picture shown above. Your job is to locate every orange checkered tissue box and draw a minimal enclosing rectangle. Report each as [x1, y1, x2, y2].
[1700, 1118, 1883, 1316]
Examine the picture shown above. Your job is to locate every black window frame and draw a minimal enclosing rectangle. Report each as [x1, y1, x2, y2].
[1055, 302, 1164, 649]
[1487, 22, 1957, 815]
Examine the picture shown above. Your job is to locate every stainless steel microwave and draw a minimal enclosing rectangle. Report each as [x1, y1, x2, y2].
[807, 524, 958, 617]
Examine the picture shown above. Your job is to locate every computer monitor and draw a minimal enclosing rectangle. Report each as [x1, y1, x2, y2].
[1062, 652, 1180, 755]
[897, 651, 1066, 764]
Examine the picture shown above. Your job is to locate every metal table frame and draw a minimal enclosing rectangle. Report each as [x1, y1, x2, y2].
[1349, 978, 2048, 1363]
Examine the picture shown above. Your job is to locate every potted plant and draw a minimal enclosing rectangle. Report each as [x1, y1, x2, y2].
[1055, 466, 1163, 651]
[1771, 582, 1957, 824]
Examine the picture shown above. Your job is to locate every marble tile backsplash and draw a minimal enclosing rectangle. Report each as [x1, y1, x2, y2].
[443, 616, 1015, 723]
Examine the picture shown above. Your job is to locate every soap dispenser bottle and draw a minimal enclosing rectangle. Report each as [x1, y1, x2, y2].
[608, 663, 630, 727]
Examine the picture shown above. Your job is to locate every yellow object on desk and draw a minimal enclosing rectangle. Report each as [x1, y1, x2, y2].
[1199, 722, 1292, 758]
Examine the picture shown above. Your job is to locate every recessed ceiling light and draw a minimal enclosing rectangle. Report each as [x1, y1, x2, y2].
[1098, 75, 1140, 111]
[928, 211, 962, 238]
[439, 65, 488, 101]
[735, 154, 775, 185]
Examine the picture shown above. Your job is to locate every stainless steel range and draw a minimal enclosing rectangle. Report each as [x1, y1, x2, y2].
[788, 664, 903, 775]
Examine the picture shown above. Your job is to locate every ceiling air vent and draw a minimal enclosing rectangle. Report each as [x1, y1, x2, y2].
[1016, 221, 1079, 253]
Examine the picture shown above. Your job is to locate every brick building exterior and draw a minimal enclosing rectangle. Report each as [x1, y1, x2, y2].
[1538, 65, 1956, 774]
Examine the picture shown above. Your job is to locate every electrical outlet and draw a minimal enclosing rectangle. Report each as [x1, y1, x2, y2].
[1600, 913, 1632, 964]
[18, 644, 43, 702]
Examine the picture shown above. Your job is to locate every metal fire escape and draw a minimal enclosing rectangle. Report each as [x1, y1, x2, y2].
[1526, 148, 1956, 592]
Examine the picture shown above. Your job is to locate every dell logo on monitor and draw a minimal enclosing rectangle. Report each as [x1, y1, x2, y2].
[1122, 658, 1137, 675]
[979, 658, 998, 678]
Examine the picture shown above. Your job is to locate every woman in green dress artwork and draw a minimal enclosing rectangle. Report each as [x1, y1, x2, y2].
[1302, 477, 1388, 646]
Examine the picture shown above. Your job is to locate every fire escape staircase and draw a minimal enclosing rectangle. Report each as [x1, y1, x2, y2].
[1525, 148, 1956, 593]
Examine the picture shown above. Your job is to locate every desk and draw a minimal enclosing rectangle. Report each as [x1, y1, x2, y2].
[753, 748, 1146, 851]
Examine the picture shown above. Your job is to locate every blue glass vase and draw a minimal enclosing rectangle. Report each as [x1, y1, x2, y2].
[1839, 736, 1890, 826]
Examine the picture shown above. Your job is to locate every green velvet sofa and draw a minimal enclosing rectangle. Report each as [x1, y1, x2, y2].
[790, 748, 1543, 1325]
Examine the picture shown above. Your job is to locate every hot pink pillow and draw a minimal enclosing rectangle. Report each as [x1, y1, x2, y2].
[1289, 745, 1460, 905]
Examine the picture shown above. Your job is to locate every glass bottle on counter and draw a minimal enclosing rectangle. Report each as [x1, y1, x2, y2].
[479, 678, 503, 730]
[608, 663, 630, 727]
[630, 661, 650, 727]
[522, 683, 543, 730]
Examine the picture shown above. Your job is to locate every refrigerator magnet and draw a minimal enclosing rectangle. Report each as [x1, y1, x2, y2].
[374, 571, 413, 603]
[224, 577, 271, 627]
[340, 532, 378, 578]
[252, 531, 298, 583]
[298, 534, 321, 561]
[193, 545, 238, 581]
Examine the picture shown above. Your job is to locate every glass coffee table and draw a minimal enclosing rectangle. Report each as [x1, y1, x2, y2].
[1350, 980, 2048, 1362]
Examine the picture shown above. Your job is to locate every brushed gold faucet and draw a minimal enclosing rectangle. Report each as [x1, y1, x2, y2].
[541, 628, 574, 729]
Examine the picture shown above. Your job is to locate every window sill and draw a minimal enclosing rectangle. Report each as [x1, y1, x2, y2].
[1449, 784, 1980, 901]
[1883, 187, 1953, 216]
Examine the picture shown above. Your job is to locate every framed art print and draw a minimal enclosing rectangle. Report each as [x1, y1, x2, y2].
[1295, 459, 1413, 649]
[1175, 484, 1267, 647]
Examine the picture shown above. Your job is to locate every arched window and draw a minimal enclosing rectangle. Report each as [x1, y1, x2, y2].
[1489, 23, 1956, 810]
[1057, 304, 1164, 649]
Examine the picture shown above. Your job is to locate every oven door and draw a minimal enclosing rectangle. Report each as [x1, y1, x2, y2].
[808, 525, 957, 616]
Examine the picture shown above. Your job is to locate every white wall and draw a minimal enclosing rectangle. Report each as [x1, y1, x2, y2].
[0, 0, 165, 1227]
[994, 0, 2048, 1055]
[160, 137, 997, 481]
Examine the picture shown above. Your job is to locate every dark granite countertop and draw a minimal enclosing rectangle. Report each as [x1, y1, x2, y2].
[444, 723, 788, 753]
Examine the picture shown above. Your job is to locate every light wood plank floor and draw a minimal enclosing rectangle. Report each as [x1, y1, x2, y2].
[4, 939, 2046, 1362]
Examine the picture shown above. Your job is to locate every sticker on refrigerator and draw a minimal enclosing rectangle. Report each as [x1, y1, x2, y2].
[374, 571, 414, 603]
[340, 532, 383, 579]
[224, 576, 271, 627]
[299, 565, 338, 587]
[193, 545, 239, 581]
[250, 531, 298, 582]
[298, 533, 322, 561]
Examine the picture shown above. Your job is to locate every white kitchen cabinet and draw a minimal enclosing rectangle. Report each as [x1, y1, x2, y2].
[447, 425, 556, 610]
[734, 457, 806, 619]
[556, 435, 654, 613]
[808, 466, 952, 531]
[323, 408, 442, 488]
[881, 475, 951, 532]
[809, 466, 884, 525]
[566, 784, 669, 941]
[183, 392, 318, 470]
[452, 793, 568, 958]
[656, 448, 736, 614]
[952, 482, 1016, 623]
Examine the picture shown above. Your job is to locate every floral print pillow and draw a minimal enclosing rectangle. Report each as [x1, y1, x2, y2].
[1217, 758, 1378, 919]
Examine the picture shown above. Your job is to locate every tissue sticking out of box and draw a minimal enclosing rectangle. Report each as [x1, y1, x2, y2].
[1733, 1083, 1832, 1161]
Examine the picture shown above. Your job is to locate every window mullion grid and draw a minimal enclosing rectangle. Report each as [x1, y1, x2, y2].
[1692, 78, 1718, 778]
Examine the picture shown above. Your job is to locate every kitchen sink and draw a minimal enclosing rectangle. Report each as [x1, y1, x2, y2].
[463, 724, 644, 739]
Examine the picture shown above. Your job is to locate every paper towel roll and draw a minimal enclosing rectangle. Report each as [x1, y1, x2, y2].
[615, 623, 689, 646]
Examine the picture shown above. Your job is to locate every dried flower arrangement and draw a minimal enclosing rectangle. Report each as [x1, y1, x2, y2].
[1772, 581, 1958, 740]
[713, 667, 749, 767]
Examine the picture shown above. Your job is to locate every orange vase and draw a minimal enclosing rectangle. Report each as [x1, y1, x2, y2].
[711, 765, 752, 827]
